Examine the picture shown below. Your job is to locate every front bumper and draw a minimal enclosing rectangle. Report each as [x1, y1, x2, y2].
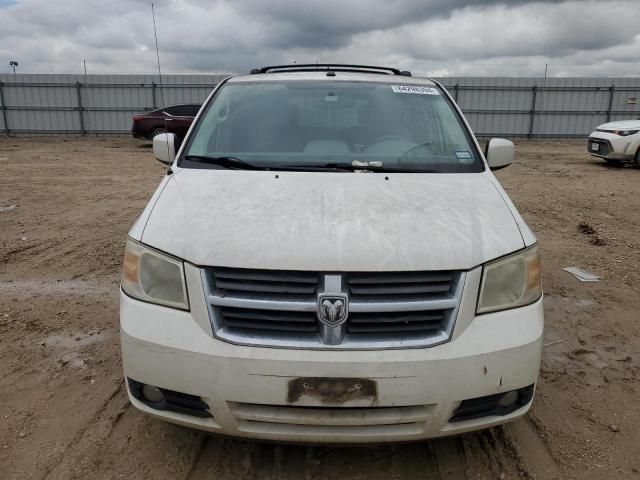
[120, 266, 543, 443]
[588, 132, 638, 160]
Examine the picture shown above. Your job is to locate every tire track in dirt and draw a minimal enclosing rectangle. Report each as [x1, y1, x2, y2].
[509, 418, 564, 479]
[187, 437, 262, 480]
[0, 279, 116, 296]
[184, 435, 210, 479]
[184, 432, 534, 480]
[432, 437, 468, 479]
[42, 381, 127, 480]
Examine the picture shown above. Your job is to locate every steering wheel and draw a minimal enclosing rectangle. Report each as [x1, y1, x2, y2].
[363, 135, 416, 154]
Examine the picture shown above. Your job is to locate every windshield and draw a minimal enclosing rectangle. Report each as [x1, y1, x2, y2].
[182, 80, 483, 173]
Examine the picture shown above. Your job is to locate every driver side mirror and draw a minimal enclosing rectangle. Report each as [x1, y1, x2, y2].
[153, 133, 178, 165]
[485, 138, 514, 171]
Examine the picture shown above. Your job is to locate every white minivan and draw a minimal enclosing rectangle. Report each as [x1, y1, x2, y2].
[120, 64, 543, 443]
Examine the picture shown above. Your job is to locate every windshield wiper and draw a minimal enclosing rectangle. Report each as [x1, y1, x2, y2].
[259, 162, 441, 173]
[182, 156, 440, 173]
[182, 156, 345, 172]
[182, 155, 266, 170]
[321, 162, 441, 173]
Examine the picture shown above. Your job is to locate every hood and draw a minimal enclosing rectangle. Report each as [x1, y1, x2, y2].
[597, 120, 640, 130]
[141, 170, 525, 271]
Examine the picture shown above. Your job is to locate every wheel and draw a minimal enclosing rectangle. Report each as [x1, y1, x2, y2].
[634, 149, 640, 169]
[151, 127, 168, 139]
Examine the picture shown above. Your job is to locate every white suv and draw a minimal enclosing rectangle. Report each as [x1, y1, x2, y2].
[588, 120, 640, 166]
[120, 64, 543, 443]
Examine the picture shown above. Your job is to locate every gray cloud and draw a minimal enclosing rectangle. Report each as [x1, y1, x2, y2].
[230, 0, 566, 49]
[0, 0, 639, 76]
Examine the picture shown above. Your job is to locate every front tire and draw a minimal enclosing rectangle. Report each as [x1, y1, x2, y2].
[634, 149, 640, 169]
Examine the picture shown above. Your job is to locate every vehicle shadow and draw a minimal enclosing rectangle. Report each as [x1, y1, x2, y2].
[589, 158, 637, 169]
[182, 427, 510, 480]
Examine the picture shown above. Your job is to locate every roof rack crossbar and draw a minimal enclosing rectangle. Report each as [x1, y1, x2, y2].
[250, 64, 412, 76]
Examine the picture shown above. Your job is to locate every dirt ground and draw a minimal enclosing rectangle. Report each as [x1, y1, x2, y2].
[1, 137, 639, 479]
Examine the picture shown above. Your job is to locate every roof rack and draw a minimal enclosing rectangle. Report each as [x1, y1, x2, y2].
[250, 64, 412, 77]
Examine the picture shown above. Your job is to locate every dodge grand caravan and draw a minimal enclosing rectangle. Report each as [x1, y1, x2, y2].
[120, 64, 543, 443]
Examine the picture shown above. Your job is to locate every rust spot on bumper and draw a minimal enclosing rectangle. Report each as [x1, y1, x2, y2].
[287, 377, 377, 405]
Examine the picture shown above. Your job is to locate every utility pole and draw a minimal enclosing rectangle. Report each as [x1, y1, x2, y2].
[535, 63, 549, 139]
[82, 59, 90, 135]
[151, 3, 165, 110]
[151, 5, 163, 89]
[9, 61, 18, 74]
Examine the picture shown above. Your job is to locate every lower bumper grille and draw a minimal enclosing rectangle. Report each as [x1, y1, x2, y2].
[229, 402, 432, 436]
[234, 421, 425, 438]
[203, 268, 464, 349]
[587, 138, 611, 156]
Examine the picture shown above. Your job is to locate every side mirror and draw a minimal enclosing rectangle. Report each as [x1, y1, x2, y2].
[153, 133, 177, 165]
[485, 138, 514, 171]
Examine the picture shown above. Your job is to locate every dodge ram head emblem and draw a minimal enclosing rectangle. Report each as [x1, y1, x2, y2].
[317, 294, 349, 327]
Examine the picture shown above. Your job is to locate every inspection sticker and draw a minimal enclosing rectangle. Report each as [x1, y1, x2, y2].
[391, 85, 439, 95]
[455, 151, 474, 164]
[455, 151, 473, 160]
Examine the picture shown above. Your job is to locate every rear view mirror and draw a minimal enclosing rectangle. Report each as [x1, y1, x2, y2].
[153, 133, 177, 165]
[485, 138, 514, 171]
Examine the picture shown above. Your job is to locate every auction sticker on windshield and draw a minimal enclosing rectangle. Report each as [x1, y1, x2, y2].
[455, 151, 474, 163]
[391, 85, 439, 95]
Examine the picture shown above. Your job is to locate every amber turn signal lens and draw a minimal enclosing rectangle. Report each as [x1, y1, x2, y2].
[527, 255, 541, 290]
[122, 249, 140, 284]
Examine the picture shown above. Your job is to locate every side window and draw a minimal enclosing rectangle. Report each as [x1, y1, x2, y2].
[163, 106, 181, 116]
[175, 105, 191, 116]
[166, 105, 200, 117]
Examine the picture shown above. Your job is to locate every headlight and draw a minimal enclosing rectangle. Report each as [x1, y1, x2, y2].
[477, 244, 541, 314]
[613, 129, 639, 136]
[121, 238, 189, 310]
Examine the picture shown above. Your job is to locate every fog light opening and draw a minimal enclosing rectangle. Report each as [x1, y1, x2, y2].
[450, 384, 535, 423]
[126, 378, 212, 419]
[497, 390, 519, 408]
[142, 384, 165, 403]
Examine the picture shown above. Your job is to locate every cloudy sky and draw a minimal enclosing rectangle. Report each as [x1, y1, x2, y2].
[1, 0, 639, 77]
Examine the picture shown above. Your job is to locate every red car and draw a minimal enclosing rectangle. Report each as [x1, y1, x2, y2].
[131, 104, 200, 140]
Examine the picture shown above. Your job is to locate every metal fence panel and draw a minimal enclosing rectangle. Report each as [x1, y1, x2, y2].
[0, 74, 638, 137]
[439, 76, 640, 137]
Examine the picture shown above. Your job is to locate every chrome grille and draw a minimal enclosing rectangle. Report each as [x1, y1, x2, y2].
[218, 307, 319, 334]
[203, 268, 465, 349]
[347, 271, 455, 301]
[211, 267, 320, 301]
[347, 311, 447, 335]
